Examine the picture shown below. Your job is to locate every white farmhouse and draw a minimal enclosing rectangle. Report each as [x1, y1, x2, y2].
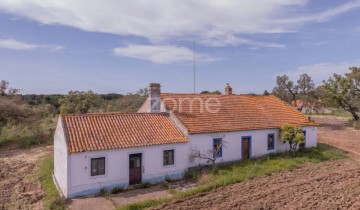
[54, 83, 317, 198]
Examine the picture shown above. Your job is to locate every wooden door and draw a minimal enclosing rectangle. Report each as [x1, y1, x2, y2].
[129, 154, 142, 185]
[242, 137, 250, 159]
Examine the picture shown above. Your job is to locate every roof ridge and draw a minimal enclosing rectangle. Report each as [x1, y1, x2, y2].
[161, 93, 273, 97]
[62, 112, 169, 117]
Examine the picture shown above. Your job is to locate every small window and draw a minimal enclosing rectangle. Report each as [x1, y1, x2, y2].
[163, 150, 175, 166]
[91, 157, 105, 176]
[213, 138, 222, 158]
[267, 134, 275, 150]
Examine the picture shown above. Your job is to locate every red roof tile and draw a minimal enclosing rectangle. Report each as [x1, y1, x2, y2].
[160, 94, 317, 134]
[62, 113, 188, 153]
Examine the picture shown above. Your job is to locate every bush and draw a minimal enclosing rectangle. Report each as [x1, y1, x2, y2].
[133, 182, 151, 189]
[0, 117, 55, 148]
[110, 185, 125, 194]
[183, 170, 200, 181]
[346, 119, 360, 130]
[49, 197, 70, 210]
[165, 175, 176, 183]
[99, 188, 110, 196]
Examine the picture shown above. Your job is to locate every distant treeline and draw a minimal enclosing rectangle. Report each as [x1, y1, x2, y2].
[21, 93, 124, 107]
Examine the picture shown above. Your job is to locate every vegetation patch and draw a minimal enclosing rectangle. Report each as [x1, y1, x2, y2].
[111, 185, 125, 194]
[118, 144, 346, 210]
[38, 154, 69, 210]
[0, 116, 56, 148]
[346, 119, 360, 130]
[133, 182, 151, 189]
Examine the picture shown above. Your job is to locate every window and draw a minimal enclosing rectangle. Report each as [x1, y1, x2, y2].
[91, 157, 105, 176]
[163, 150, 174, 166]
[213, 138, 222, 158]
[267, 134, 275, 150]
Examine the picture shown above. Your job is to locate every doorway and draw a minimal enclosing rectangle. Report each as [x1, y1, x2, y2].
[242, 137, 251, 160]
[129, 153, 142, 185]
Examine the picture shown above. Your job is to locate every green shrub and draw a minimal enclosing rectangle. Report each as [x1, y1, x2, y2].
[183, 170, 200, 180]
[346, 119, 360, 130]
[165, 175, 175, 183]
[0, 116, 56, 148]
[133, 182, 151, 189]
[99, 188, 110, 196]
[49, 197, 70, 210]
[110, 185, 125, 194]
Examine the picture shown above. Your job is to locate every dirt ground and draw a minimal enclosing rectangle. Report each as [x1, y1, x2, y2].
[158, 116, 360, 210]
[315, 116, 360, 156]
[0, 144, 52, 210]
[2, 116, 360, 210]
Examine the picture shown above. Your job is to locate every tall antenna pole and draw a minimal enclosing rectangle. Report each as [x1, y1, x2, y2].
[193, 40, 196, 93]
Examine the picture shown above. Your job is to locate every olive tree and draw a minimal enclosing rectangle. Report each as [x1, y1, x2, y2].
[272, 74, 315, 111]
[280, 124, 305, 153]
[323, 68, 360, 121]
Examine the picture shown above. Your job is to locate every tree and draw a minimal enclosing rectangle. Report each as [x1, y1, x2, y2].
[272, 74, 316, 111]
[115, 94, 147, 113]
[136, 88, 148, 97]
[200, 90, 222, 94]
[263, 90, 270, 96]
[323, 71, 360, 121]
[272, 75, 297, 104]
[280, 124, 305, 153]
[0, 80, 20, 96]
[189, 140, 227, 168]
[346, 66, 360, 93]
[60, 91, 102, 114]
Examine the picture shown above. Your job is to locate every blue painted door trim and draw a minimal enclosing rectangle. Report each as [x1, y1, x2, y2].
[241, 136, 252, 159]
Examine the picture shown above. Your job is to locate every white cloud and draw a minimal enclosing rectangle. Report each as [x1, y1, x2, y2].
[199, 35, 286, 49]
[113, 45, 217, 64]
[276, 59, 360, 85]
[0, 38, 64, 51]
[277, 0, 360, 24]
[0, 0, 358, 48]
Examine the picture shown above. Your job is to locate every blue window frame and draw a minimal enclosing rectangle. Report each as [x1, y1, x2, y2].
[213, 138, 222, 158]
[267, 133, 275, 150]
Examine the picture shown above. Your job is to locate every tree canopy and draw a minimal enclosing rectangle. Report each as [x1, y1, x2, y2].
[60, 91, 102, 114]
[280, 124, 305, 152]
[0, 80, 20, 96]
[200, 90, 222, 94]
[272, 74, 317, 111]
[323, 67, 360, 121]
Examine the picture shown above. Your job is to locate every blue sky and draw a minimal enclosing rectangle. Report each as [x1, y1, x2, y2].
[0, 0, 360, 94]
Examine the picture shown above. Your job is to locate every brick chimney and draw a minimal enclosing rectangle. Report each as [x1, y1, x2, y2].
[225, 83, 232, 95]
[149, 83, 161, 113]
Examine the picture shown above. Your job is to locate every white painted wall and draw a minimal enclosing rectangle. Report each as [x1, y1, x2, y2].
[187, 126, 317, 167]
[58, 125, 317, 198]
[67, 142, 189, 198]
[53, 117, 69, 197]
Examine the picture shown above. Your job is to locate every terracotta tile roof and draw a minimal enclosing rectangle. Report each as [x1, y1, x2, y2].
[160, 94, 317, 134]
[62, 113, 188, 153]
